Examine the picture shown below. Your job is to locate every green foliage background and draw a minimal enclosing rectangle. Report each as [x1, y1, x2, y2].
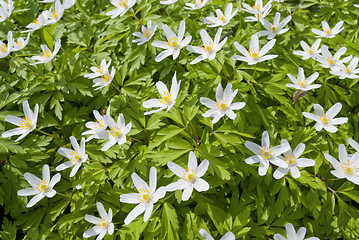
[1, 0, 359, 239]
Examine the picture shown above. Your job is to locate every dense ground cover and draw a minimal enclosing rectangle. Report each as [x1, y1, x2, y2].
[1, 0, 359, 239]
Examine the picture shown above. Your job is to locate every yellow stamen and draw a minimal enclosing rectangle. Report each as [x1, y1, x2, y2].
[297, 78, 308, 88]
[50, 9, 58, 19]
[218, 15, 226, 23]
[202, 41, 213, 53]
[143, 29, 151, 38]
[269, 24, 278, 32]
[341, 161, 356, 175]
[324, 28, 332, 35]
[16, 41, 24, 47]
[0, 43, 8, 53]
[252, 4, 261, 11]
[101, 73, 111, 83]
[95, 118, 105, 129]
[70, 151, 81, 163]
[285, 154, 296, 166]
[97, 218, 109, 230]
[319, 114, 330, 124]
[345, 66, 352, 74]
[109, 127, 121, 138]
[260, 147, 273, 160]
[33, 17, 39, 25]
[326, 57, 336, 66]
[167, 37, 178, 49]
[137, 187, 151, 203]
[36, 180, 49, 192]
[308, 47, 315, 54]
[19, 117, 32, 130]
[158, 91, 172, 104]
[249, 47, 260, 59]
[41, 49, 53, 59]
[118, 0, 128, 7]
[194, 0, 202, 4]
[183, 168, 196, 183]
[216, 99, 228, 110]
[96, 66, 103, 74]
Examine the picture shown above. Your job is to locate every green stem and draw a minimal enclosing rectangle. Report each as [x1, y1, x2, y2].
[131, 10, 145, 25]
[9, 55, 36, 74]
[174, 106, 199, 144]
[36, 129, 57, 138]
[252, 64, 257, 79]
[44, 27, 71, 60]
[53, 61, 67, 81]
[159, 192, 175, 202]
[56, 192, 74, 202]
[111, 82, 120, 93]
[215, 58, 228, 80]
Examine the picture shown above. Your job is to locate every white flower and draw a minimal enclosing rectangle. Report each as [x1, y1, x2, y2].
[132, 20, 157, 45]
[348, 138, 359, 152]
[274, 223, 319, 240]
[84, 59, 112, 79]
[56, 136, 88, 177]
[325, 144, 359, 185]
[245, 131, 289, 176]
[204, 3, 238, 27]
[152, 20, 192, 62]
[92, 66, 116, 90]
[199, 229, 235, 240]
[258, 12, 291, 40]
[0, 0, 13, 22]
[166, 151, 210, 201]
[8, 31, 30, 52]
[63, 0, 76, 9]
[120, 167, 166, 225]
[22, 10, 49, 33]
[315, 45, 351, 70]
[31, 39, 61, 65]
[17, 164, 61, 208]
[330, 57, 359, 79]
[2, 101, 38, 142]
[302, 103, 348, 133]
[293, 39, 321, 60]
[200, 83, 245, 123]
[106, 0, 136, 18]
[311, 21, 344, 38]
[285, 67, 321, 91]
[187, 28, 227, 64]
[83, 202, 114, 240]
[273, 140, 315, 179]
[82, 105, 111, 142]
[184, 0, 209, 10]
[142, 72, 180, 115]
[232, 34, 277, 65]
[242, 0, 272, 22]
[46, 0, 65, 25]
[355, 4, 359, 8]
[160, 0, 177, 4]
[0, 31, 12, 58]
[100, 113, 132, 151]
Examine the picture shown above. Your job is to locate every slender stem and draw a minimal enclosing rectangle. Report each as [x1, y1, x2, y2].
[159, 192, 175, 202]
[111, 82, 120, 93]
[322, 165, 331, 180]
[325, 178, 340, 181]
[127, 136, 143, 143]
[174, 105, 199, 143]
[36, 129, 57, 138]
[53, 61, 67, 81]
[252, 64, 257, 79]
[131, 10, 145, 25]
[56, 192, 74, 201]
[215, 58, 228, 80]
[44, 27, 71, 60]
[9, 55, 36, 74]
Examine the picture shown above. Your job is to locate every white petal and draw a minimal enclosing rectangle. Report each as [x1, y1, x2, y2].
[124, 203, 146, 225]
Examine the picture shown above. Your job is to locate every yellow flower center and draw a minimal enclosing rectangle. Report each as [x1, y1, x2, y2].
[158, 91, 172, 104]
[137, 187, 151, 203]
[70, 151, 81, 163]
[184, 168, 196, 183]
[143, 29, 151, 38]
[109, 127, 121, 138]
[16, 41, 24, 47]
[260, 147, 273, 160]
[216, 99, 228, 110]
[19, 117, 33, 130]
[33, 17, 39, 25]
[308, 47, 315, 54]
[252, 4, 261, 11]
[97, 218, 109, 230]
[345, 66, 352, 74]
[118, 0, 128, 7]
[319, 114, 330, 124]
[256, 12, 263, 19]
[326, 57, 336, 66]
[324, 28, 332, 35]
[101, 73, 112, 83]
[96, 66, 103, 74]
[168, 37, 178, 49]
[0, 43, 8, 53]
[341, 162, 357, 175]
[269, 24, 278, 32]
[41, 49, 53, 59]
[249, 47, 260, 59]
[285, 154, 296, 166]
[95, 118, 105, 129]
[50, 9, 58, 19]
[297, 78, 308, 87]
[194, 0, 202, 5]
[36, 180, 49, 192]
[218, 15, 226, 23]
[202, 41, 213, 53]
